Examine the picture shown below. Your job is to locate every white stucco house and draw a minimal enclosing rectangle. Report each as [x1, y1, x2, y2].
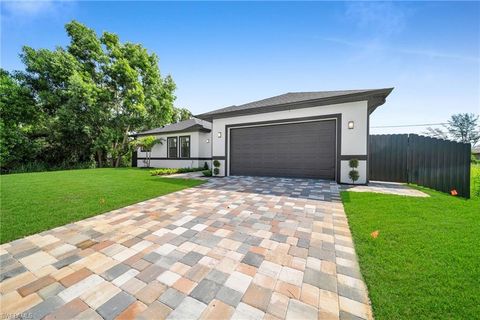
[133, 118, 212, 169]
[133, 88, 393, 184]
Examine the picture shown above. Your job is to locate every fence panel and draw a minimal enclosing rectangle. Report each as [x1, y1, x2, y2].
[369, 134, 409, 182]
[132, 150, 137, 167]
[369, 134, 471, 198]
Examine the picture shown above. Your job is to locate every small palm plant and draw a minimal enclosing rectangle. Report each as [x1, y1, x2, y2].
[349, 158, 360, 184]
[134, 136, 163, 168]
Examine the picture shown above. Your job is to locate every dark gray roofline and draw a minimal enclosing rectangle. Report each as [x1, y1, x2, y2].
[196, 88, 394, 121]
[130, 118, 211, 137]
[131, 125, 211, 137]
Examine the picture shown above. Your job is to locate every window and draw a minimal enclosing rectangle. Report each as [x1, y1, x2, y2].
[179, 136, 190, 158]
[167, 137, 178, 158]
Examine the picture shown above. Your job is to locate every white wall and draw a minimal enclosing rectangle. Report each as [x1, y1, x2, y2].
[136, 130, 212, 169]
[341, 160, 367, 184]
[140, 159, 201, 169]
[210, 100, 369, 183]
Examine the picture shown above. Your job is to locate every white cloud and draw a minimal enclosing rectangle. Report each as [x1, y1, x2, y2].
[321, 37, 479, 63]
[345, 2, 410, 36]
[1, 0, 75, 19]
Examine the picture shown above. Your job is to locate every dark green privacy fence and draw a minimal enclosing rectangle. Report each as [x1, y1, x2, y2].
[132, 151, 137, 167]
[369, 134, 471, 198]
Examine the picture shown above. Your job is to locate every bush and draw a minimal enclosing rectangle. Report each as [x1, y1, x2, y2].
[349, 169, 359, 184]
[471, 154, 479, 164]
[203, 162, 209, 170]
[213, 160, 220, 168]
[349, 158, 359, 168]
[202, 169, 212, 177]
[2, 161, 97, 175]
[149, 167, 205, 176]
[472, 165, 480, 197]
[213, 168, 220, 175]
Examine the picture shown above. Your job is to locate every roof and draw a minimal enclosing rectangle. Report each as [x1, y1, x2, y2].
[132, 118, 211, 137]
[196, 88, 394, 120]
[472, 146, 480, 154]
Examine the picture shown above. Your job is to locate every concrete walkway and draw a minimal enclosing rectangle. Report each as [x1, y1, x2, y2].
[345, 181, 429, 197]
[0, 177, 372, 320]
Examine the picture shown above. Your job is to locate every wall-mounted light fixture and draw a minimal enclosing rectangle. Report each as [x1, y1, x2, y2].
[217, 132, 222, 138]
[206, 139, 210, 143]
[348, 121, 354, 129]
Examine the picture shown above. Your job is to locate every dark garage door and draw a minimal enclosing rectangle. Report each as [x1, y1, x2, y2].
[230, 120, 336, 179]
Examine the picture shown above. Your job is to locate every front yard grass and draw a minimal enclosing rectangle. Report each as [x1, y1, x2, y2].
[0, 168, 204, 244]
[341, 166, 480, 319]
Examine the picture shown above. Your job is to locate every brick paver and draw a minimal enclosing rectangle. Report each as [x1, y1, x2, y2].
[0, 176, 372, 319]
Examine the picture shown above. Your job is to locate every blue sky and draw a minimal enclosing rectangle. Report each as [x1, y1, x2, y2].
[1, 1, 479, 134]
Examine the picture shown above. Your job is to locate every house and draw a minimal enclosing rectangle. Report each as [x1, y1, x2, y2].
[473, 146, 480, 160]
[133, 118, 212, 169]
[134, 88, 393, 184]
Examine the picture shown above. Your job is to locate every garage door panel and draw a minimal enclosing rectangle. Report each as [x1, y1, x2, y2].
[230, 120, 336, 179]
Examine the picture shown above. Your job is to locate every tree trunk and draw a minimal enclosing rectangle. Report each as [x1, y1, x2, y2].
[115, 155, 121, 167]
[115, 126, 130, 168]
[97, 150, 103, 168]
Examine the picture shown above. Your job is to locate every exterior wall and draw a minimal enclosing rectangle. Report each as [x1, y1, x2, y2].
[136, 130, 212, 169]
[144, 159, 202, 169]
[210, 100, 369, 183]
[340, 160, 367, 184]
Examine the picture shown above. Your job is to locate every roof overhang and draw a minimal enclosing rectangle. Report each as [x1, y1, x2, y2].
[130, 125, 211, 138]
[196, 88, 393, 121]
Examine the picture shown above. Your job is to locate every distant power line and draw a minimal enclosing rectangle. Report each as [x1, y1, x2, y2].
[371, 123, 447, 128]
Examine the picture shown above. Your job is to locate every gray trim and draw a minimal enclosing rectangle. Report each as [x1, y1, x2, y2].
[196, 89, 393, 121]
[212, 156, 226, 160]
[134, 126, 210, 137]
[137, 157, 212, 161]
[366, 113, 370, 183]
[167, 137, 178, 158]
[340, 155, 368, 161]
[179, 135, 191, 159]
[131, 118, 212, 137]
[223, 114, 342, 183]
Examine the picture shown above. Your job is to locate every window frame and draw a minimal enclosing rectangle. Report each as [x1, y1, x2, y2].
[167, 137, 178, 158]
[179, 135, 191, 159]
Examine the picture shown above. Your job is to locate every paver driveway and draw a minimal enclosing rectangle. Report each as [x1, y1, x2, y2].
[0, 177, 372, 320]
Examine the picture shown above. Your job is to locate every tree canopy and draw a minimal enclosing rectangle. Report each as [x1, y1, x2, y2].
[1, 20, 182, 172]
[424, 113, 480, 147]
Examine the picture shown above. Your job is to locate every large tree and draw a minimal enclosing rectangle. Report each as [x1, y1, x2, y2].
[171, 107, 192, 123]
[423, 113, 480, 146]
[0, 70, 41, 170]
[446, 113, 480, 146]
[18, 20, 176, 167]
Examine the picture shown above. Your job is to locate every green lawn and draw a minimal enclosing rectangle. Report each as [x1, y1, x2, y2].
[0, 168, 204, 244]
[341, 166, 480, 319]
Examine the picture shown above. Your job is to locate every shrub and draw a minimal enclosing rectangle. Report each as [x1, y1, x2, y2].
[213, 168, 219, 175]
[349, 170, 359, 184]
[149, 167, 205, 176]
[202, 169, 212, 177]
[349, 158, 359, 168]
[348, 158, 360, 184]
[2, 161, 97, 175]
[472, 165, 480, 197]
[203, 162, 209, 170]
[471, 154, 479, 164]
[213, 160, 220, 168]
